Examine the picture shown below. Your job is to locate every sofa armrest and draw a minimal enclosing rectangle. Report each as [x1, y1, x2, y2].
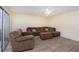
[15, 35, 34, 42]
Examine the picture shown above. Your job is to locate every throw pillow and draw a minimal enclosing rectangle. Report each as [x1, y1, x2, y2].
[45, 28, 49, 31]
[32, 29, 36, 32]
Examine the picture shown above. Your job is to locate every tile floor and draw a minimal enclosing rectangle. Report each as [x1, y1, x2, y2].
[5, 36, 79, 52]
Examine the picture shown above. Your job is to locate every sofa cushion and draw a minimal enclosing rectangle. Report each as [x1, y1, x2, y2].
[15, 35, 34, 42]
[49, 27, 56, 32]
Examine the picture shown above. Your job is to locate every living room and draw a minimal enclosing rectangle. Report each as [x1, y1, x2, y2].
[0, 6, 79, 52]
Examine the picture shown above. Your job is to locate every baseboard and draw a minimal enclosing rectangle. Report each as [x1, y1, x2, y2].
[61, 35, 79, 42]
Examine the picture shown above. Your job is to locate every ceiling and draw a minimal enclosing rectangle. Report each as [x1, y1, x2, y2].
[9, 6, 79, 16]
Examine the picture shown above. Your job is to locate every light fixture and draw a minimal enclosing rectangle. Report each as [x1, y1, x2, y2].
[45, 8, 52, 16]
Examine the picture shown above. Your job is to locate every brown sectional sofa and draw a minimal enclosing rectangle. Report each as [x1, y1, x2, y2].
[9, 29, 34, 52]
[27, 27, 56, 36]
[10, 27, 60, 52]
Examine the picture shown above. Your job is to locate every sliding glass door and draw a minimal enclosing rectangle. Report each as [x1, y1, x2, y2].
[3, 10, 10, 51]
[0, 8, 2, 52]
[0, 7, 10, 52]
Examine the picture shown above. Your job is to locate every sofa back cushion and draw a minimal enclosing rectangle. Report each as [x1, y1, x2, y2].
[49, 27, 56, 32]
[27, 28, 32, 32]
[40, 27, 44, 32]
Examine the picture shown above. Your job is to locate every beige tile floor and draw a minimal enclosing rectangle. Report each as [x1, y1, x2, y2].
[5, 36, 79, 52]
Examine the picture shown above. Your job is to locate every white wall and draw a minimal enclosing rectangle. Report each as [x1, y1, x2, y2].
[11, 11, 79, 41]
[11, 13, 48, 31]
[49, 11, 79, 41]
